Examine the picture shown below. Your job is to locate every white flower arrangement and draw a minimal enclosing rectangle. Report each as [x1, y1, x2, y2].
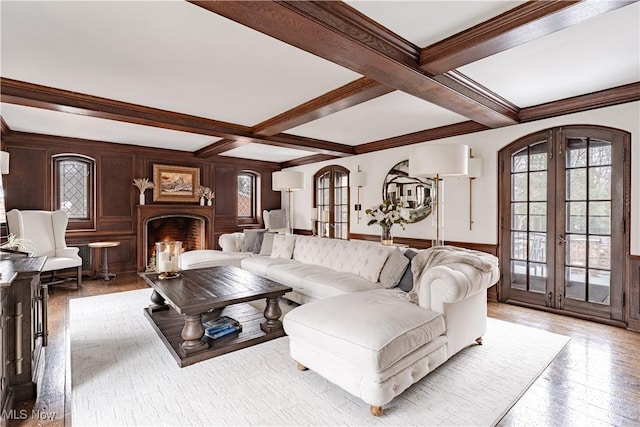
[196, 185, 207, 199]
[365, 200, 411, 230]
[195, 186, 208, 198]
[132, 178, 154, 194]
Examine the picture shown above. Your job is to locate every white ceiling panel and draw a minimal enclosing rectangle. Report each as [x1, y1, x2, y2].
[459, 3, 640, 108]
[286, 91, 468, 145]
[346, 0, 525, 46]
[0, 103, 217, 152]
[220, 143, 313, 163]
[1, 1, 360, 126]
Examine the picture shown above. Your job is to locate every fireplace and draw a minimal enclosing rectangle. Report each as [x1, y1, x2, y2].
[136, 205, 214, 272]
[145, 215, 204, 270]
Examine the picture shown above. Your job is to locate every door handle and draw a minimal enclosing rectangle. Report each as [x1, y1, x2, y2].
[558, 235, 567, 245]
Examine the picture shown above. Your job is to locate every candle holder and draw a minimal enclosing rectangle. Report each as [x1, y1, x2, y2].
[155, 241, 182, 280]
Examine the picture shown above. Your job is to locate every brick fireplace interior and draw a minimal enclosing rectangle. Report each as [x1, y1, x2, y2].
[146, 215, 205, 269]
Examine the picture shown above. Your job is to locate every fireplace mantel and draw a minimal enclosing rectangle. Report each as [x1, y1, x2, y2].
[136, 205, 214, 272]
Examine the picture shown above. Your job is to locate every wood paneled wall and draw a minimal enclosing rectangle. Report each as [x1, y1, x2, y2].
[3, 132, 281, 273]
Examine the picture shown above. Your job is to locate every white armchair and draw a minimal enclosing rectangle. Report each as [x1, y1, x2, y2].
[6, 209, 82, 288]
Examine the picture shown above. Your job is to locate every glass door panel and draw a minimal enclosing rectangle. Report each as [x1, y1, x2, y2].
[564, 137, 612, 307]
[334, 171, 348, 239]
[314, 166, 350, 239]
[316, 171, 331, 237]
[507, 142, 549, 300]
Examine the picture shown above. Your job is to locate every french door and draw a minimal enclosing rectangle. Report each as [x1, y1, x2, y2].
[314, 165, 349, 239]
[499, 126, 628, 322]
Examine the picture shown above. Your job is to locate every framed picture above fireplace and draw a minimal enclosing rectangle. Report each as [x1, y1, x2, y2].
[153, 164, 200, 202]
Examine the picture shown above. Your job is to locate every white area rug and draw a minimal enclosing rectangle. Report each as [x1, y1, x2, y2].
[70, 289, 569, 426]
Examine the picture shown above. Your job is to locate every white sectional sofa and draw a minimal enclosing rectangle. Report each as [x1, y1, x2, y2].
[181, 231, 500, 416]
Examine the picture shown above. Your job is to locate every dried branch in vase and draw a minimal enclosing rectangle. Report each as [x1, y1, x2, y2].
[132, 178, 154, 194]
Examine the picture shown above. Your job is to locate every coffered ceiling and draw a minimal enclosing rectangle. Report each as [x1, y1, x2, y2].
[1, 1, 638, 166]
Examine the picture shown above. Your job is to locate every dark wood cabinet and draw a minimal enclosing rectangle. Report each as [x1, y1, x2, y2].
[0, 256, 46, 425]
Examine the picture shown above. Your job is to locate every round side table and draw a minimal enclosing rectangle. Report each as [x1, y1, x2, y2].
[88, 241, 121, 281]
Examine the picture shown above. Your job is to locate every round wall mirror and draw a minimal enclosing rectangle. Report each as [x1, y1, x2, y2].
[382, 160, 433, 223]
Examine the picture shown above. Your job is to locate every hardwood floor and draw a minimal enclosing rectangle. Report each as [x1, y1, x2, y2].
[9, 273, 640, 426]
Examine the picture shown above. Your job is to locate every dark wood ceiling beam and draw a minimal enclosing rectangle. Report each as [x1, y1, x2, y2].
[1, 77, 355, 157]
[189, 0, 518, 128]
[262, 133, 354, 157]
[280, 154, 341, 168]
[195, 134, 356, 159]
[434, 71, 519, 118]
[420, 0, 635, 75]
[253, 77, 394, 136]
[519, 82, 640, 122]
[0, 116, 9, 137]
[195, 139, 249, 158]
[198, 77, 390, 156]
[355, 121, 489, 154]
[1, 77, 251, 139]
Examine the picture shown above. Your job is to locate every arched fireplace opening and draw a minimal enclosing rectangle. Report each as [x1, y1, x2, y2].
[145, 214, 205, 271]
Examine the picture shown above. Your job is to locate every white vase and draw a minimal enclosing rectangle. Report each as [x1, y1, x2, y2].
[207, 199, 212, 206]
[139, 193, 145, 205]
[200, 197, 205, 206]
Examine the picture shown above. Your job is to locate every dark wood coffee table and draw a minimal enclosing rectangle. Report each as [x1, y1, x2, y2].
[142, 265, 292, 367]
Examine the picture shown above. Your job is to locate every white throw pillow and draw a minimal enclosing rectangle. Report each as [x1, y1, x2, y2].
[270, 234, 296, 259]
[259, 232, 277, 256]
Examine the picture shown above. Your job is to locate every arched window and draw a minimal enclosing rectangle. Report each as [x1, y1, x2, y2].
[314, 165, 349, 239]
[238, 171, 258, 221]
[53, 154, 95, 230]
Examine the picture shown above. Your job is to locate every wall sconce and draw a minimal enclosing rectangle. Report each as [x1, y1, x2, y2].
[1, 151, 9, 175]
[350, 166, 367, 223]
[467, 153, 483, 230]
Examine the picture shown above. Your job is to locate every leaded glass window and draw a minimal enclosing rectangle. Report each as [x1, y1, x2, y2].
[238, 172, 256, 218]
[54, 155, 94, 220]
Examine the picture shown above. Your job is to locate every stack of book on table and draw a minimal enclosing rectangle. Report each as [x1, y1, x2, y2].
[203, 315, 242, 340]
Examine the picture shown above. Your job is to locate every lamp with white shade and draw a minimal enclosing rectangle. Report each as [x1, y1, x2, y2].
[409, 144, 468, 246]
[350, 166, 367, 223]
[272, 170, 304, 235]
[467, 155, 483, 230]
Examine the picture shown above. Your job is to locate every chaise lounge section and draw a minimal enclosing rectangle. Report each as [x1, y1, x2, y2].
[283, 245, 500, 415]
